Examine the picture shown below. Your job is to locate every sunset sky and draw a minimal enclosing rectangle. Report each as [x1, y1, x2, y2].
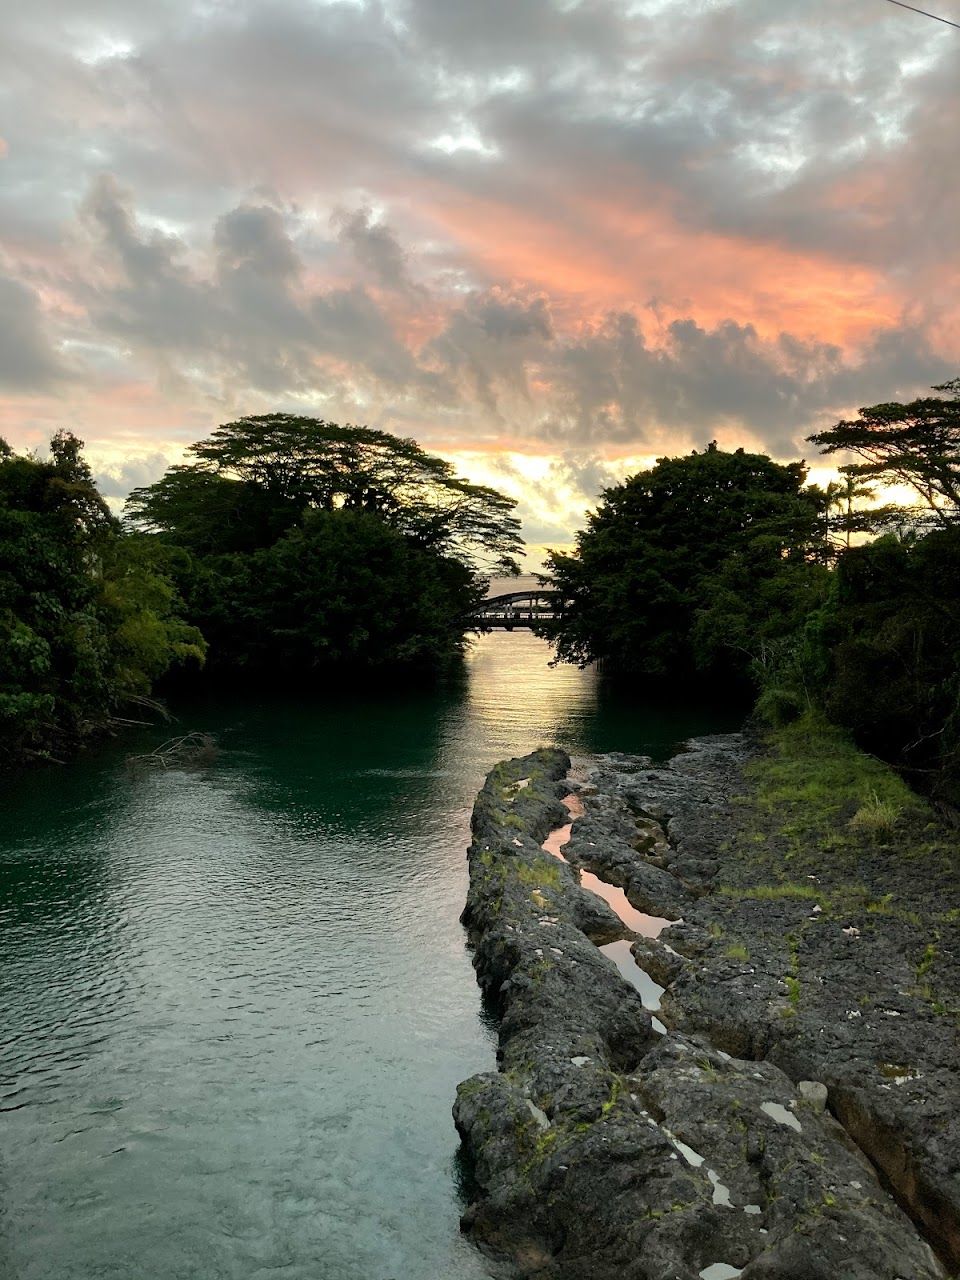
[2, 0, 958, 563]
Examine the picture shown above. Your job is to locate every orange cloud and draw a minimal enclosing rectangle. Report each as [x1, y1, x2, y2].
[416, 181, 908, 351]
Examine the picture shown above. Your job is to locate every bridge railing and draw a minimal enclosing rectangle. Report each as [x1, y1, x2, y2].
[470, 591, 563, 629]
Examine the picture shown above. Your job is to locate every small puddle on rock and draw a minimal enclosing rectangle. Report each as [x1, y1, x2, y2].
[699, 1266, 743, 1280]
[760, 1101, 802, 1133]
[537, 791, 765, 1252]
[598, 939, 665, 1015]
[542, 821, 574, 859]
[563, 792, 586, 819]
[546, 795, 671, 938]
[580, 869, 672, 938]
[542, 792, 667, 1028]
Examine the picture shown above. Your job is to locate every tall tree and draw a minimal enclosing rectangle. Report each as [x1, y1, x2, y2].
[815, 526, 960, 802]
[808, 380, 960, 525]
[541, 444, 827, 678]
[821, 476, 905, 550]
[127, 415, 523, 575]
[125, 416, 521, 678]
[198, 509, 484, 674]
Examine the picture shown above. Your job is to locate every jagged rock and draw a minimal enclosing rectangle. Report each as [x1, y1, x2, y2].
[630, 935, 688, 987]
[594, 736, 960, 1274]
[562, 788, 690, 919]
[455, 742, 952, 1279]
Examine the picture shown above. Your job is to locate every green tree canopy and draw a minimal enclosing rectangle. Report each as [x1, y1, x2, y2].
[821, 475, 905, 550]
[187, 509, 484, 675]
[123, 468, 303, 556]
[541, 443, 827, 678]
[127, 415, 523, 574]
[0, 434, 204, 766]
[807, 379, 960, 525]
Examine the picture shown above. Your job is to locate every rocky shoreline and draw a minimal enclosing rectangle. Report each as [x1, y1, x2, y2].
[453, 736, 959, 1280]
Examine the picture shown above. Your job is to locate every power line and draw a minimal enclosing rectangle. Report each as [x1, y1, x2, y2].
[882, 0, 960, 28]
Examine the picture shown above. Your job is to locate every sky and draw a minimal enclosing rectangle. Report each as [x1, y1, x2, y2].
[1, 0, 958, 564]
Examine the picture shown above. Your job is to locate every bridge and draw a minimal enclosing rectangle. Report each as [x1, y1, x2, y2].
[472, 590, 562, 629]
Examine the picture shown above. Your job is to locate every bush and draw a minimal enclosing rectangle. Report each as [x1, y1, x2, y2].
[755, 685, 805, 728]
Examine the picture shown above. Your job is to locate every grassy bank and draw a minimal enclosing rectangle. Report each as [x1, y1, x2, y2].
[706, 713, 960, 1021]
[743, 712, 943, 860]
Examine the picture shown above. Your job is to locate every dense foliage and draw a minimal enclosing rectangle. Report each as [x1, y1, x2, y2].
[0, 433, 205, 766]
[540, 443, 828, 679]
[818, 529, 960, 792]
[127, 415, 523, 573]
[178, 508, 483, 673]
[545, 386, 960, 803]
[9, 381, 959, 802]
[0, 417, 521, 768]
[800, 383, 960, 800]
[125, 415, 521, 679]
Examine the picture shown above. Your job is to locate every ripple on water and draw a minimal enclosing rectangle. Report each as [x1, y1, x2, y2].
[0, 632, 739, 1280]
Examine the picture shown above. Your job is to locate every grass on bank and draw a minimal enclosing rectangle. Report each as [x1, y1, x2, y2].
[746, 712, 923, 843]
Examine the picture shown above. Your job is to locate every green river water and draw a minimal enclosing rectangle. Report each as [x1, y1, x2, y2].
[0, 632, 740, 1280]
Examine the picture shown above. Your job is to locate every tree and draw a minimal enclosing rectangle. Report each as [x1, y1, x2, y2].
[123, 467, 302, 557]
[220, 510, 483, 673]
[821, 476, 905, 550]
[807, 380, 960, 525]
[1, 436, 115, 760]
[815, 527, 960, 802]
[125, 416, 518, 679]
[99, 535, 206, 699]
[693, 543, 830, 682]
[127, 415, 523, 575]
[541, 443, 827, 678]
[0, 436, 204, 767]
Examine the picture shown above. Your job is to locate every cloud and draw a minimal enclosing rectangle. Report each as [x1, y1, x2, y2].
[94, 450, 171, 497]
[214, 205, 301, 281]
[332, 207, 413, 292]
[12, 173, 959, 472]
[541, 309, 956, 457]
[80, 174, 220, 355]
[0, 0, 955, 525]
[311, 284, 435, 392]
[0, 275, 65, 390]
[69, 178, 447, 406]
[428, 289, 554, 412]
[82, 173, 186, 284]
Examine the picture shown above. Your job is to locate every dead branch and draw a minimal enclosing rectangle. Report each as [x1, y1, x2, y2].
[128, 731, 218, 770]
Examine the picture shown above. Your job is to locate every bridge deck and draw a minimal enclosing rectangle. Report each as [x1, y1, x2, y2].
[473, 590, 561, 629]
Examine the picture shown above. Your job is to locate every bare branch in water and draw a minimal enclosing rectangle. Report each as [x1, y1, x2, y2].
[128, 732, 219, 769]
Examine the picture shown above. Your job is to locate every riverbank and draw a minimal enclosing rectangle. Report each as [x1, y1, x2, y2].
[454, 723, 960, 1279]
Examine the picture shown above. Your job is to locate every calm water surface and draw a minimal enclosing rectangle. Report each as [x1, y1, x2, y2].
[0, 633, 740, 1280]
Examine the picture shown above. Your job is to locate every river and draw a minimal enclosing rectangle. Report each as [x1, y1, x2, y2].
[0, 632, 740, 1280]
